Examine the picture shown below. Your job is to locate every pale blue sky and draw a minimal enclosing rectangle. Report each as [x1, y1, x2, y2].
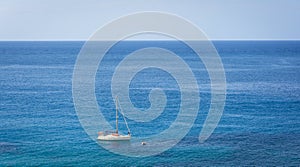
[0, 0, 299, 40]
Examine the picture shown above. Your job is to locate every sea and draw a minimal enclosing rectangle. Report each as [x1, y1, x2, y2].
[0, 41, 299, 166]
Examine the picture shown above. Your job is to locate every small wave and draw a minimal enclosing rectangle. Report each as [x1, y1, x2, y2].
[0, 64, 73, 70]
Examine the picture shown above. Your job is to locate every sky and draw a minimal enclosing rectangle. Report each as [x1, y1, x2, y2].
[0, 0, 299, 40]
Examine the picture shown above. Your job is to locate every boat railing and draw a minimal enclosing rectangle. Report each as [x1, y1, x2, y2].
[98, 130, 117, 136]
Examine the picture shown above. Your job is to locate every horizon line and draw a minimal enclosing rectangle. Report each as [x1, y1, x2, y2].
[0, 39, 300, 42]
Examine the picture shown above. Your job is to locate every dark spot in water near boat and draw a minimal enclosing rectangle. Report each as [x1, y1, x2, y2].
[0, 142, 18, 154]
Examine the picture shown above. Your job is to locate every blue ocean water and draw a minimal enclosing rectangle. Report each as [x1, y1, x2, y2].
[0, 41, 299, 166]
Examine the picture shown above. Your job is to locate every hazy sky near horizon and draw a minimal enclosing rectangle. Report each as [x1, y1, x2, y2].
[0, 0, 299, 40]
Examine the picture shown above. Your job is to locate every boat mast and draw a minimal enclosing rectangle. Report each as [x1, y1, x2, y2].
[115, 96, 118, 134]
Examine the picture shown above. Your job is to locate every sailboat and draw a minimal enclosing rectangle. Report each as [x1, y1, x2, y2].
[97, 96, 131, 141]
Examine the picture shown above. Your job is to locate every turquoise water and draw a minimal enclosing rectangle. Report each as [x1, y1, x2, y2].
[0, 41, 299, 166]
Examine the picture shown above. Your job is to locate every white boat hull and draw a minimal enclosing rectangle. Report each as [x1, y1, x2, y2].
[97, 134, 131, 141]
